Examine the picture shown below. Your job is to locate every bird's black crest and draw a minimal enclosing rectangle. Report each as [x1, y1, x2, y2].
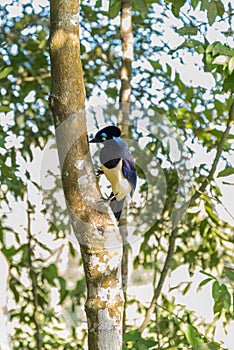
[89, 126, 121, 143]
[96, 126, 121, 139]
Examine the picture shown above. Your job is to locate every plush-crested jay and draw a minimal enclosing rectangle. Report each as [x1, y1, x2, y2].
[89, 126, 137, 221]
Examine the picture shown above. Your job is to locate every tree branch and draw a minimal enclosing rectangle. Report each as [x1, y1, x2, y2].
[118, 0, 133, 334]
[26, 199, 42, 350]
[16, 73, 51, 85]
[191, 98, 234, 203]
[119, 0, 133, 104]
[138, 227, 177, 333]
[138, 97, 234, 333]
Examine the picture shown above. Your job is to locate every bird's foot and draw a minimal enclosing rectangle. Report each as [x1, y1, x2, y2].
[98, 192, 117, 204]
[97, 196, 110, 204]
[108, 193, 116, 202]
[95, 169, 104, 176]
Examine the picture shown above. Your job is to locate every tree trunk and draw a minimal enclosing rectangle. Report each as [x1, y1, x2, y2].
[49, 1, 124, 348]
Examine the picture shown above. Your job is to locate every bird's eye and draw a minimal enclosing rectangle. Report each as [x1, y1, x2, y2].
[101, 133, 107, 141]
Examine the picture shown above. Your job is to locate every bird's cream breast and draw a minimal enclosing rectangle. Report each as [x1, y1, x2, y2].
[102, 159, 132, 201]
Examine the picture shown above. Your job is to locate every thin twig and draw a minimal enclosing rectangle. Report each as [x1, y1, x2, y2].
[155, 306, 161, 349]
[16, 73, 51, 85]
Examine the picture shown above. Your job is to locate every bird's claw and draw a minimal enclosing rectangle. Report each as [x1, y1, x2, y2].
[109, 193, 117, 201]
[97, 196, 109, 204]
[98, 193, 116, 204]
[95, 169, 104, 176]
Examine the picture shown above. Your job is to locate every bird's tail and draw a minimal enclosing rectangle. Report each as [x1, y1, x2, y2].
[110, 197, 125, 221]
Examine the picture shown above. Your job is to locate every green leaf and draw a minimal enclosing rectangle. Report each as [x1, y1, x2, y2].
[138, 339, 157, 348]
[70, 277, 87, 304]
[207, 2, 218, 26]
[133, 0, 148, 19]
[0, 66, 13, 79]
[149, 59, 162, 70]
[95, 0, 102, 8]
[2, 246, 17, 260]
[216, 0, 225, 17]
[212, 281, 220, 301]
[124, 330, 141, 342]
[10, 278, 20, 302]
[197, 343, 219, 350]
[182, 282, 192, 295]
[200, 270, 216, 280]
[224, 267, 234, 282]
[171, 0, 186, 17]
[108, 0, 121, 18]
[200, 219, 208, 235]
[224, 72, 234, 92]
[58, 276, 67, 304]
[217, 167, 234, 178]
[199, 277, 213, 288]
[185, 324, 204, 348]
[205, 206, 219, 225]
[213, 298, 224, 314]
[22, 244, 29, 263]
[213, 284, 231, 314]
[208, 344, 219, 350]
[166, 63, 172, 77]
[0, 106, 12, 112]
[206, 42, 234, 56]
[42, 263, 58, 286]
[177, 26, 198, 36]
[69, 241, 76, 258]
[0, 134, 4, 148]
[136, 344, 146, 350]
[201, 0, 209, 11]
[191, 0, 200, 9]
[220, 284, 231, 310]
[229, 57, 234, 74]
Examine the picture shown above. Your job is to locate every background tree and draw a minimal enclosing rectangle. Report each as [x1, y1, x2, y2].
[0, 0, 234, 349]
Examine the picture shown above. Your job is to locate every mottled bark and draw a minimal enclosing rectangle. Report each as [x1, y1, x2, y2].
[49, 1, 124, 348]
[119, 0, 133, 104]
[118, 0, 134, 334]
[119, 0, 133, 133]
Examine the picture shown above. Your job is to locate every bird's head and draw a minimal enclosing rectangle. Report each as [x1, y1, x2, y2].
[89, 126, 121, 143]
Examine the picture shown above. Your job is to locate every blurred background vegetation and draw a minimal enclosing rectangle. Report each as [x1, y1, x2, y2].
[0, 0, 234, 349]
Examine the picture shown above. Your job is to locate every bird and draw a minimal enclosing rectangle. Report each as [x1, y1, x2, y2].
[89, 125, 137, 221]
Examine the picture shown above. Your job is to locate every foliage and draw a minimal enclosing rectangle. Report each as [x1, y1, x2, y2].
[0, 0, 234, 349]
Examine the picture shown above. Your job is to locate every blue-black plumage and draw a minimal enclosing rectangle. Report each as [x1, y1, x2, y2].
[89, 126, 137, 221]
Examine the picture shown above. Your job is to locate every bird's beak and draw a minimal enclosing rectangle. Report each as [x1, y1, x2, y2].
[89, 137, 98, 143]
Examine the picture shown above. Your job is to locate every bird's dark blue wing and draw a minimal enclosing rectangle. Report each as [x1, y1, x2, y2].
[122, 158, 137, 196]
